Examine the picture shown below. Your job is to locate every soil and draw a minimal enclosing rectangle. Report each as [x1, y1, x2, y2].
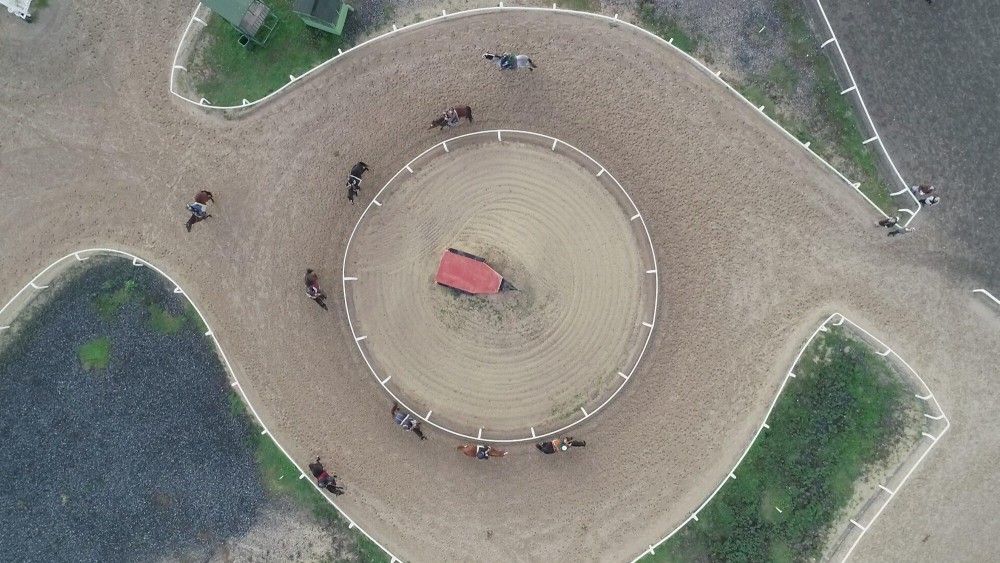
[348, 140, 649, 436]
[2, 5, 999, 562]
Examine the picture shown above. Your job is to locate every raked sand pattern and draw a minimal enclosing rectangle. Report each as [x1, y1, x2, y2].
[347, 140, 651, 435]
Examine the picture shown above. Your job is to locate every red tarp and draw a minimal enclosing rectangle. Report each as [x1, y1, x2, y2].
[435, 249, 503, 294]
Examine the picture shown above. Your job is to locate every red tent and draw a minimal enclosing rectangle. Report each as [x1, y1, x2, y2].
[435, 248, 503, 295]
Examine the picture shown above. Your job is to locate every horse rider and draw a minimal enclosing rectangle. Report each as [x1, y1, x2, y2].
[391, 403, 427, 440]
[304, 269, 328, 310]
[536, 436, 586, 454]
[308, 457, 343, 494]
[185, 190, 214, 232]
[499, 52, 516, 70]
[444, 108, 460, 127]
[475, 444, 493, 460]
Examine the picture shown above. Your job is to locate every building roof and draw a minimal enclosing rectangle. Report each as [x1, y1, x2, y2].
[435, 249, 503, 295]
[203, 0, 255, 29]
[293, 0, 345, 23]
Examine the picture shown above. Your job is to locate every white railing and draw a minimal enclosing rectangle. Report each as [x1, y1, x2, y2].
[811, 0, 922, 226]
[632, 312, 950, 562]
[973, 289, 1000, 307]
[341, 130, 658, 443]
[0, 249, 403, 563]
[168, 4, 905, 222]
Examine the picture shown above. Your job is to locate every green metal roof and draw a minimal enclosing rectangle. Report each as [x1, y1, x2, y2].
[203, 0, 255, 28]
[293, 0, 345, 24]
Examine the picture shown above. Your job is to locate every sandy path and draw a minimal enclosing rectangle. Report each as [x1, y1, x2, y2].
[348, 139, 649, 435]
[2, 5, 1000, 563]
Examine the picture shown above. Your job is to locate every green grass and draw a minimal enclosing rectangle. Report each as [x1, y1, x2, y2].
[559, 0, 600, 12]
[647, 327, 911, 562]
[148, 304, 186, 335]
[94, 279, 136, 321]
[230, 393, 390, 562]
[190, 0, 343, 106]
[77, 337, 111, 370]
[638, 2, 698, 54]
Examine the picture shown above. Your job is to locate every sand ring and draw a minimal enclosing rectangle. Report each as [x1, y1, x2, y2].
[342, 130, 658, 442]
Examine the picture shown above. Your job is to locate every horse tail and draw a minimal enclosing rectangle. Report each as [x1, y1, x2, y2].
[465, 106, 473, 123]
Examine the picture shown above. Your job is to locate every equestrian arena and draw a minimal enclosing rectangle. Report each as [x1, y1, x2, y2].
[3, 3, 1000, 563]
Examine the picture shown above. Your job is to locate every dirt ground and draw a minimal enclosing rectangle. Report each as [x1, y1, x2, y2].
[348, 140, 649, 436]
[2, 5, 999, 563]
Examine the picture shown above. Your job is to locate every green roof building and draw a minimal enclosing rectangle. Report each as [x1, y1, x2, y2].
[293, 0, 353, 36]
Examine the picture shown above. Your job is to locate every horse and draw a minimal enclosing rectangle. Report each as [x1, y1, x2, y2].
[457, 443, 508, 460]
[308, 457, 344, 495]
[391, 403, 427, 440]
[536, 436, 586, 455]
[185, 191, 215, 232]
[304, 269, 328, 310]
[483, 52, 537, 71]
[429, 106, 473, 130]
[346, 161, 368, 205]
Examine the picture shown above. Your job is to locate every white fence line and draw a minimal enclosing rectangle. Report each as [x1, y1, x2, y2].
[168, 4, 902, 221]
[0, 249, 402, 563]
[973, 289, 1000, 307]
[341, 130, 658, 444]
[632, 312, 950, 562]
[811, 0, 922, 226]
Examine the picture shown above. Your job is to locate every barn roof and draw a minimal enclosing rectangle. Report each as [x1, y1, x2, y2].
[435, 249, 503, 295]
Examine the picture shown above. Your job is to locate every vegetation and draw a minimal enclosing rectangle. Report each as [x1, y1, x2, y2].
[77, 337, 112, 370]
[190, 0, 344, 106]
[638, 2, 698, 54]
[231, 392, 390, 562]
[92, 272, 205, 336]
[649, 327, 913, 562]
[560, 0, 600, 13]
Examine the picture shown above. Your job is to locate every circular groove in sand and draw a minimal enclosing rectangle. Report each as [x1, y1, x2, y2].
[342, 131, 658, 442]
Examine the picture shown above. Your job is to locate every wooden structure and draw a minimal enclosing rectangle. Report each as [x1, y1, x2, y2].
[293, 0, 353, 36]
[203, 0, 279, 46]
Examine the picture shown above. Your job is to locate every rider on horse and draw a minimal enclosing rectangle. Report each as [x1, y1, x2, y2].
[476, 445, 493, 460]
[499, 53, 516, 70]
[443, 108, 460, 127]
[391, 403, 427, 440]
[536, 436, 586, 454]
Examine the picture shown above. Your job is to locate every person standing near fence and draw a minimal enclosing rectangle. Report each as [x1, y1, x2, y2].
[877, 216, 899, 228]
[920, 195, 941, 207]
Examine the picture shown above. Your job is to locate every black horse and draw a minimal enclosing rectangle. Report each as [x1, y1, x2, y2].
[347, 161, 369, 205]
[536, 437, 586, 454]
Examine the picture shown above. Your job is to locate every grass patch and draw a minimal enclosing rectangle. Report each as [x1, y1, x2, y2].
[559, 0, 599, 12]
[649, 326, 912, 562]
[148, 304, 186, 335]
[33, 0, 49, 9]
[94, 279, 137, 321]
[190, 0, 343, 106]
[638, 1, 698, 54]
[77, 337, 111, 370]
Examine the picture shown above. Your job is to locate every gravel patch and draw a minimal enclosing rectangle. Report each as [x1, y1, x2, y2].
[0, 258, 265, 562]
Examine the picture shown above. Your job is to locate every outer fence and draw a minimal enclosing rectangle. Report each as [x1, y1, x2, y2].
[632, 312, 950, 563]
[341, 129, 659, 443]
[168, 4, 908, 223]
[809, 0, 922, 227]
[973, 288, 1000, 308]
[0, 249, 403, 563]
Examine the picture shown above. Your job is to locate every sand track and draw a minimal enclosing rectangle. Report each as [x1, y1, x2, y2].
[3, 5, 1000, 563]
[347, 138, 651, 436]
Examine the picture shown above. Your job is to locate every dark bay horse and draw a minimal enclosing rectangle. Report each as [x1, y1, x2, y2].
[185, 190, 215, 232]
[430, 106, 473, 130]
[304, 269, 328, 310]
[346, 161, 368, 205]
[536, 436, 586, 454]
[308, 457, 344, 495]
[458, 443, 508, 459]
[391, 403, 427, 440]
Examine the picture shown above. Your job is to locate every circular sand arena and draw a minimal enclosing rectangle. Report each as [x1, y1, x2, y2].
[344, 132, 656, 439]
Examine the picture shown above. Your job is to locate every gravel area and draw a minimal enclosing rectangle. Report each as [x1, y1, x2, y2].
[0, 258, 265, 562]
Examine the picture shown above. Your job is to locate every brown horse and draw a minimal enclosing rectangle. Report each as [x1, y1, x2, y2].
[429, 106, 473, 130]
[457, 443, 508, 459]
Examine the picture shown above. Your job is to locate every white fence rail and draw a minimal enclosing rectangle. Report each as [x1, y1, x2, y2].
[168, 4, 907, 222]
[0, 249, 403, 563]
[810, 0, 922, 226]
[632, 312, 950, 562]
[341, 130, 658, 443]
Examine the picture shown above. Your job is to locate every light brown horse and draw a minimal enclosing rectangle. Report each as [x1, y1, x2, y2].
[457, 443, 508, 459]
[429, 106, 473, 130]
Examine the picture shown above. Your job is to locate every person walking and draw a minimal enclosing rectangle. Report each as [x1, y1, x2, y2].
[888, 227, 915, 237]
[910, 185, 935, 197]
[304, 269, 328, 310]
[920, 195, 941, 207]
[877, 216, 899, 228]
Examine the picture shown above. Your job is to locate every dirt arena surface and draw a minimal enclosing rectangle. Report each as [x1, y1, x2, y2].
[2, 4, 999, 562]
[348, 139, 650, 435]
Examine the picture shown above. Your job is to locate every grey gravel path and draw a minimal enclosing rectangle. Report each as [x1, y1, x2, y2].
[818, 0, 1000, 285]
[0, 259, 265, 563]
